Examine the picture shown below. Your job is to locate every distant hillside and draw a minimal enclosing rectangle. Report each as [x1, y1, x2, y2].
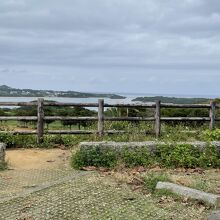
[0, 85, 125, 99]
[132, 96, 212, 104]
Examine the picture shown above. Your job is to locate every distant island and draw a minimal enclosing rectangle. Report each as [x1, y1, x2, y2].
[132, 96, 213, 104]
[0, 85, 125, 99]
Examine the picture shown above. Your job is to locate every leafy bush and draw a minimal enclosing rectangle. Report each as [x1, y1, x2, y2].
[71, 146, 118, 169]
[0, 133, 98, 148]
[203, 129, 220, 141]
[71, 146, 155, 169]
[198, 144, 220, 168]
[107, 121, 129, 130]
[156, 143, 220, 168]
[71, 143, 220, 169]
[0, 109, 6, 116]
[0, 161, 7, 171]
[156, 144, 201, 168]
[0, 133, 36, 148]
[120, 147, 152, 167]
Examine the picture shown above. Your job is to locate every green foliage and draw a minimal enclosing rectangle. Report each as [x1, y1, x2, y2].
[156, 143, 220, 168]
[161, 108, 208, 127]
[161, 108, 208, 118]
[0, 133, 96, 148]
[191, 180, 208, 192]
[11, 106, 37, 116]
[160, 124, 202, 142]
[154, 189, 181, 199]
[71, 146, 118, 169]
[0, 161, 7, 171]
[106, 121, 132, 131]
[203, 129, 220, 141]
[42, 134, 95, 147]
[0, 84, 125, 99]
[198, 144, 220, 168]
[156, 144, 201, 168]
[133, 96, 210, 104]
[71, 143, 220, 169]
[105, 107, 153, 118]
[120, 147, 152, 167]
[71, 146, 155, 169]
[0, 109, 6, 116]
[144, 173, 170, 193]
[105, 121, 153, 133]
[0, 133, 36, 148]
[60, 106, 95, 128]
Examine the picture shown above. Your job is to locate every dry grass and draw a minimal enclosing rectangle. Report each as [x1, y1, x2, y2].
[167, 168, 220, 195]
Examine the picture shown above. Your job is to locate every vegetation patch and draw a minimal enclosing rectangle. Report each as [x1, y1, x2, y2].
[0, 133, 98, 148]
[156, 143, 220, 168]
[144, 172, 170, 193]
[203, 129, 220, 141]
[71, 143, 220, 169]
[71, 146, 118, 169]
[0, 161, 7, 171]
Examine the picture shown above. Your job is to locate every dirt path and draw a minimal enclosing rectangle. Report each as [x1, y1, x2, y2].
[5, 148, 71, 170]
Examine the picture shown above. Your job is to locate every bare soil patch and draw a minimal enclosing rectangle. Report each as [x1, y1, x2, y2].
[5, 148, 71, 170]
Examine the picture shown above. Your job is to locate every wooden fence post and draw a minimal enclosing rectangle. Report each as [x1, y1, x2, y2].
[209, 101, 216, 130]
[37, 98, 44, 143]
[118, 107, 121, 117]
[155, 100, 161, 138]
[98, 99, 104, 136]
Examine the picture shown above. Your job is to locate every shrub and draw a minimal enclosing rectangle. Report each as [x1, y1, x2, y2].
[0, 133, 36, 148]
[71, 146, 118, 169]
[203, 129, 220, 141]
[71, 146, 155, 169]
[155, 143, 220, 168]
[120, 147, 152, 167]
[0, 161, 7, 171]
[0, 133, 97, 148]
[156, 144, 201, 168]
[198, 144, 220, 168]
[71, 143, 220, 169]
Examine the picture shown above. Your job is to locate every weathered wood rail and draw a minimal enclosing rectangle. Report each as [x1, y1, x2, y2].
[0, 99, 218, 143]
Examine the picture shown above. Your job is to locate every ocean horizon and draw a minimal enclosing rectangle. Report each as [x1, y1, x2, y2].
[0, 92, 218, 105]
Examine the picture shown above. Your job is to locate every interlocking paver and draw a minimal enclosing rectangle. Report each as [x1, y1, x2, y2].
[0, 169, 76, 199]
[0, 170, 208, 220]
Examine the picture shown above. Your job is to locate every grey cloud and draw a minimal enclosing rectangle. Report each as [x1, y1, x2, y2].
[0, 0, 219, 96]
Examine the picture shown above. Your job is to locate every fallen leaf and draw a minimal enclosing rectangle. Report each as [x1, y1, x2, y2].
[46, 160, 55, 163]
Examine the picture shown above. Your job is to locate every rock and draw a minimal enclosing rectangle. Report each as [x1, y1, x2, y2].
[0, 143, 6, 163]
[79, 141, 220, 152]
[208, 210, 220, 220]
[156, 181, 220, 207]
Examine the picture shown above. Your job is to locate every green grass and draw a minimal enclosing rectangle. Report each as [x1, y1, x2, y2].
[166, 169, 220, 195]
[144, 172, 171, 193]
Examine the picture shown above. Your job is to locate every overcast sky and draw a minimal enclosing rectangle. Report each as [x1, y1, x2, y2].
[0, 0, 220, 96]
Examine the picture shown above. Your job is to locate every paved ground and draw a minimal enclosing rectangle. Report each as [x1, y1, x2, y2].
[0, 149, 209, 220]
[0, 169, 209, 220]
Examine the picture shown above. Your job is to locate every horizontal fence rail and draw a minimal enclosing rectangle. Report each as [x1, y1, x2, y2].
[0, 102, 38, 106]
[0, 116, 38, 121]
[0, 99, 218, 143]
[1, 101, 216, 108]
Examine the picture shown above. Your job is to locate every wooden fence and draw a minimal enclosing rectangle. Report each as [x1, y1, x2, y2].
[0, 99, 218, 143]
